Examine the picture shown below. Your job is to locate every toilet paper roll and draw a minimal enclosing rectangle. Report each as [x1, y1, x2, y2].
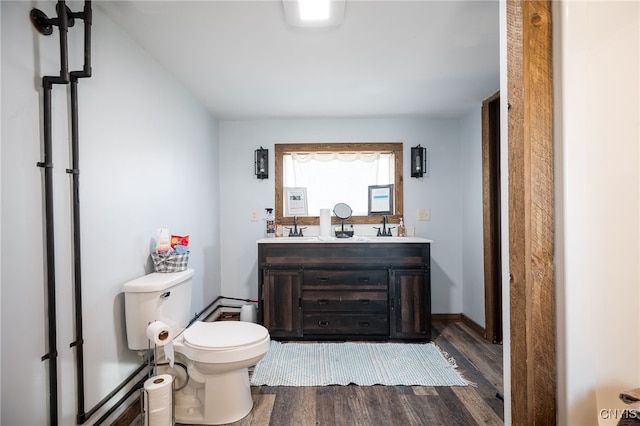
[319, 208, 331, 237]
[144, 374, 173, 414]
[240, 304, 257, 323]
[146, 321, 173, 346]
[147, 406, 172, 426]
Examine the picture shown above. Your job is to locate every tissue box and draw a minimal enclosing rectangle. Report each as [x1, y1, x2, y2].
[151, 252, 189, 273]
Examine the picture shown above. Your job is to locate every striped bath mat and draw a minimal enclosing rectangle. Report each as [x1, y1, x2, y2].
[250, 341, 471, 387]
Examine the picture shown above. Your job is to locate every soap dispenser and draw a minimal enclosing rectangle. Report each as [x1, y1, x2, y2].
[397, 217, 406, 237]
[265, 208, 275, 238]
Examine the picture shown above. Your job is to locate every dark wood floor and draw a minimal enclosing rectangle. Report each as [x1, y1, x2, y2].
[125, 321, 503, 426]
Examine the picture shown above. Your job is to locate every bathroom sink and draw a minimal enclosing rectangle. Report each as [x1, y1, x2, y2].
[370, 237, 414, 242]
[277, 236, 318, 242]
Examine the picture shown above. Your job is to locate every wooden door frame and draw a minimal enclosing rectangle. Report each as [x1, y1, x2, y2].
[507, 0, 556, 424]
[482, 91, 502, 345]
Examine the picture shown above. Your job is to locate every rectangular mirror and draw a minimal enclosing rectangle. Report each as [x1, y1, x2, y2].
[275, 143, 403, 225]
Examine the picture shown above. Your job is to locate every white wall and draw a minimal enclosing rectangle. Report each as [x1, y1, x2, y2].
[460, 107, 486, 327]
[1, 2, 220, 424]
[556, 1, 640, 425]
[218, 118, 467, 314]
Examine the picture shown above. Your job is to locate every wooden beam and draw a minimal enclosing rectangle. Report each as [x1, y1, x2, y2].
[507, 0, 556, 424]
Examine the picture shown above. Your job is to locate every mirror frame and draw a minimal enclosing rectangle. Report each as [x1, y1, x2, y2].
[275, 142, 404, 226]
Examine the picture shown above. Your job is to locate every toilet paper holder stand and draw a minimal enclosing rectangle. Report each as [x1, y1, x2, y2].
[141, 340, 176, 425]
[141, 380, 175, 426]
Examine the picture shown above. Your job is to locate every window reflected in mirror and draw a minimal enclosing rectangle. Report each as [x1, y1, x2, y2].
[275, 143, 403, 225]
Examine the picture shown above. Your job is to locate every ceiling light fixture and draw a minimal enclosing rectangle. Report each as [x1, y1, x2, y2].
[283, 0, 345, 28]
[299, 0, 330, 21]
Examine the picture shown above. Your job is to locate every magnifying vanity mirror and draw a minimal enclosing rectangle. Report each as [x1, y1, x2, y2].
[333, 202, 354, 238]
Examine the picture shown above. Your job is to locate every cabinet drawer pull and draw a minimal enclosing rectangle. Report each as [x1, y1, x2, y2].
[358, 277, 370, 282]
[318, 277, 330, 282]
[358, 299, 370, 305]
[317, 299, 329, 305]
[359, 321, 370, 327]
[318, 320, 330, 327]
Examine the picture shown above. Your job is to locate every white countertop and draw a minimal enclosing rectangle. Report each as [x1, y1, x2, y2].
[257, 236, 432, 244]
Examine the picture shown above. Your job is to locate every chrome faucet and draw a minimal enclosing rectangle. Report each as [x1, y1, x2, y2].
[287, 216, 306, 237]
[375, 215, 394, 237]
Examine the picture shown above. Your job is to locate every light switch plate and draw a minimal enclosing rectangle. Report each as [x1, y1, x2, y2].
[417, 208, 431, 221]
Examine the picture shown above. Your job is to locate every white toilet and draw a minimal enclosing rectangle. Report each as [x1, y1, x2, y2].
[122, 269, 270, 425]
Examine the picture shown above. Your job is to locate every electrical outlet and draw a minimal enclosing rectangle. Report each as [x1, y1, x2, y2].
[250, 209, 258, 222]
[417, 208, 431, 221]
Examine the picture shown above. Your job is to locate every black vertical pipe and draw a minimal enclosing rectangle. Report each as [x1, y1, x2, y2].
[68, 77, 85, 420]
[81, 1, 92, 77]
[56, 1, 69, 84]
[39, 81, 59, 426]
[66, 2, 92, 423]
[36, 2, 70, 425]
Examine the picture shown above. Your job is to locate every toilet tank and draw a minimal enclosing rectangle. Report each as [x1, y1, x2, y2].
[122, 269, 194, 350]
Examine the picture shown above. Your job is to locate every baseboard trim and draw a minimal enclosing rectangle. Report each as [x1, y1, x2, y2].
[431, 313, 462, 322]
[460, 313, 487, 339]
[432, 313, 486, 340]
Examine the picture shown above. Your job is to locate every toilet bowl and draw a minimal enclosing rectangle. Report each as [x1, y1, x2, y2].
[171, 321, 270, 425]
[122, 269, 271, 425]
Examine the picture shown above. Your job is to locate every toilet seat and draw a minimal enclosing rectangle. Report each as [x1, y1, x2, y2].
[183, 321, 269, 351]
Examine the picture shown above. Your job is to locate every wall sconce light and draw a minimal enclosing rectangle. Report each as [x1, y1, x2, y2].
[411, 145, 427, 178]
[255, 147, 269, 179]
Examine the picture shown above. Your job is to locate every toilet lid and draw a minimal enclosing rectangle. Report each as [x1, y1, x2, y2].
[182, 321, 269, 350]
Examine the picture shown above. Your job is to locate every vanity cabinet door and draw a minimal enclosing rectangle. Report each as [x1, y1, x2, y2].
[389, 268, 431, 340]
[261, 269, 302, 338]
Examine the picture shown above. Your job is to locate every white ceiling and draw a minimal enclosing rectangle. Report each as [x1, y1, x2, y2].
[98, 1, 500, 120]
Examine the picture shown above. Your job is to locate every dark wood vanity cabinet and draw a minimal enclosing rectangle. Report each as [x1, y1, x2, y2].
[258, 241, 431, 341]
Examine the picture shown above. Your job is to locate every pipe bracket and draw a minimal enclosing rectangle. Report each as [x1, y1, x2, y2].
[41, 351, 58, 362]
[65, 168, 80, 175]
[70, 339, 84, 348]
[30, 9, 54, 36]
[37, 162, 53, 168]
[30, 5, 76, 36]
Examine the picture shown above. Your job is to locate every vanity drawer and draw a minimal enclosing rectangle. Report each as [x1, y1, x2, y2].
[303, 270, 387, 290]
[303, 290, 387, 312]
[303, 313, 388, 335]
